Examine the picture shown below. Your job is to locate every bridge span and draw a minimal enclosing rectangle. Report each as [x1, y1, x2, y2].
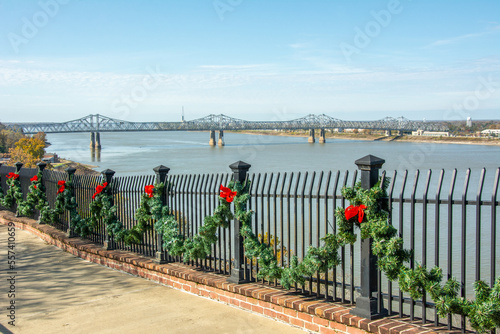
[4, 113, 447, 148]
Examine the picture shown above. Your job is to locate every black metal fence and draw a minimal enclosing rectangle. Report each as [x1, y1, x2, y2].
[0, 158, 498, 332]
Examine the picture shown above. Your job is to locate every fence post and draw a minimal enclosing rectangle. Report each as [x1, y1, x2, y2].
[153, 165, 170, 264]
[36, 161, 47, 224]
[350, 154, 388, 320]
[101, 169, 116, 250]
[14, 162, 23, 217]
[227, 160, 251, 284]
[65, 167, 77, 237]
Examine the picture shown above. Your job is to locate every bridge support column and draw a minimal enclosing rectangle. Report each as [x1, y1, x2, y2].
[398, 130, 403, 136]
[209, 130, 216, 146]
[90, 132, 95, 149]
[308, 129, 315, 143]
[319, 129, 326, 143]
[218, 130, 225, 147]
[385, 130, 392, 136]
[95, 132, 102, 150]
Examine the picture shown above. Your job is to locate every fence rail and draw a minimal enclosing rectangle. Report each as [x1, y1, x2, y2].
[1, 158, 498, 332]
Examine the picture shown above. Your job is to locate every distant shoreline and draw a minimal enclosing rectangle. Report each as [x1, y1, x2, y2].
[229, 130, 500, 146]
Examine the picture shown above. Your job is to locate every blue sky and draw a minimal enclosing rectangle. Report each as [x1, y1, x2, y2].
[0, 0, 499, 122]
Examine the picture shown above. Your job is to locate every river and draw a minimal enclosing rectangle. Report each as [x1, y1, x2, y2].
[45, 131, 500, 177]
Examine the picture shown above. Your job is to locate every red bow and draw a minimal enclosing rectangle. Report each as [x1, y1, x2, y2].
[30, 175, 38, 189]
[345, 204, 367, 223]
[57, 180, 66, 194]
[7, 172, 19, 180]
[92, 182, 108, 199]
[144, 185, 154, 198]
[220, 185, 237, 203]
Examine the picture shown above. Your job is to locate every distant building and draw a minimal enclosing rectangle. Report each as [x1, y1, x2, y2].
[412, 130, 449, 137]
[43, 153, 59, 163]
[481, 129, 500, 137]
[466, 117, 472, 127]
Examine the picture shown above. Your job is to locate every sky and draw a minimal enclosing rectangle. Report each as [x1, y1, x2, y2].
[0, 0, 499, 123]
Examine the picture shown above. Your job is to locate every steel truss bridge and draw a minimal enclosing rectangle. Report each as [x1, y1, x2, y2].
[5, 113, 447, 134]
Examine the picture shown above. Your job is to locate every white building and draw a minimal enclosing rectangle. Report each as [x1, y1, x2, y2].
[412, 130, 450, 137]
[481, 129, 500, 136]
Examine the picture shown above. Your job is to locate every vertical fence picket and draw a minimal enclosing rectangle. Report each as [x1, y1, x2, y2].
[421, 170, 432, 324]
[340, 170, 349, 303]
[461, 169, 471, 332]
[410, 170, 419, 321]
[387, 170, 397, 315]
[475, 169, 486, 282]
[398, 170, 408, 316]
[350, 169, 357, 304]
[491, 168, 499, 288]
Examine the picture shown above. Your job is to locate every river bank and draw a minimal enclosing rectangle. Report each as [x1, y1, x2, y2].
[230, 130, 500, 146]
[51, 159, 100, 175]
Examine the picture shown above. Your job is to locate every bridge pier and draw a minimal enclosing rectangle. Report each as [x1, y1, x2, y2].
[209, 130, 216, 146]
[308, 129, 315, 143]
[218, 130, 225, 146]
[385, 130, 392, 136]
[95, 132, 102, 150]
[90, 132, 95, 149]
[398, 130, 403, 136]
[319, 128, 326, 143]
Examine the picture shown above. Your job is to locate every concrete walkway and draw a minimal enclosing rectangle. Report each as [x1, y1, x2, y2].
[0, 224, 306, 334]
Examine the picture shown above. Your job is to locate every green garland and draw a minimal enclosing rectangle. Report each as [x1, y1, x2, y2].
[17, 172, 52, 221]
[138, 181, 234, 262]
[50, 178, 88, 235]
[1, 172, 23, 210]
[0, 173, 3, 199]
[86, 181, 130, 242]
[237, 179, 499, 333]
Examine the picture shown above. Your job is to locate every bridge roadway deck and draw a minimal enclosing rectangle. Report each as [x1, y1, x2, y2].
[0, 222, 304, 334]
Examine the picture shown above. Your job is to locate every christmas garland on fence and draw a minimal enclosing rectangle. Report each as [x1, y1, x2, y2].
[85, 181, 131, 242]
[17, 172, 52, 222]
[1, 172, 23, 210]
[137, 181, 235, 262]
[237, 179, 500, 333]
[51, 178, 88, 234]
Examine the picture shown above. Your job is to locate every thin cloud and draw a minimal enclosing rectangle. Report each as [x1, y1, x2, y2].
[424, 26, 500, 48]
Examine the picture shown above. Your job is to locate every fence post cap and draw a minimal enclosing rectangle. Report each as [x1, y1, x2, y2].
[65, 167, 77, 175]
[101, 169, 116, 176]
[229, 161, 251, 172]
[153, 165, 170, 174]
[37, 161, 47, 171]
[15, 161, 23, 171]
[355, 155, 385, 170]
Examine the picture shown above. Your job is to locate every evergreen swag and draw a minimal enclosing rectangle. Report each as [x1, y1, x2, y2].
[51, 178, 87, 234]
[139, 182, 235, 262]
[86, 181, 131, 242]
[1, 172, 23, 210]
[238, 179, 500, 333]
[17, 172, 52, 222]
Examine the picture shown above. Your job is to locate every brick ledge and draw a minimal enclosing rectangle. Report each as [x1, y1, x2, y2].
[1, 210, 458, 334]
